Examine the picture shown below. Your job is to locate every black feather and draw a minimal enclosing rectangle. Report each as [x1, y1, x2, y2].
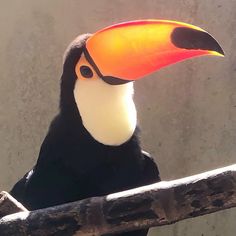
[10, 34, 160, 236]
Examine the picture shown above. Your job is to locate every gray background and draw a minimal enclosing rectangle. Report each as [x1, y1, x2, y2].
[0, 0, 235, 235]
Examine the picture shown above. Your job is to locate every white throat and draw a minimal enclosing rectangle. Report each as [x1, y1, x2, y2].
[74, 79, 137, 146]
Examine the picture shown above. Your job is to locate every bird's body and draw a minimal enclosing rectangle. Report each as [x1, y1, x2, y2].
[10, 20, 223, 236]
[11, 33, 160, 236]
[11, 114, 160, 210]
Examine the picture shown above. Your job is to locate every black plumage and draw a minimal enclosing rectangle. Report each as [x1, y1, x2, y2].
[10, 34, 160, 236]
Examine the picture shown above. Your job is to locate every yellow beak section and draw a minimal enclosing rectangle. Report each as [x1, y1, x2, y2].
[85, 20, 224, 81]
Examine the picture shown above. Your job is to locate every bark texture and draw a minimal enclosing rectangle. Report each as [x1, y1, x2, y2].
[0, 191, 28, 218]
[0, 164, 235, 236]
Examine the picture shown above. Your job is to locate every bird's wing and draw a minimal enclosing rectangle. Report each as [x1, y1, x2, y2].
[10, 168, 34, 203]
[141, 150, 161, 184]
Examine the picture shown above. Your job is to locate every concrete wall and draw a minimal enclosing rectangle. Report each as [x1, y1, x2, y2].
[0, 0, 235, 235]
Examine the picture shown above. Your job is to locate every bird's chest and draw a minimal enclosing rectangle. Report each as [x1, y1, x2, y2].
[73, 79, 137, 146]
[68, 149, 142, 196]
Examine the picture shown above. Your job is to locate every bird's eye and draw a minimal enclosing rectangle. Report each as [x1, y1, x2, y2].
[80, 66, 93, 78]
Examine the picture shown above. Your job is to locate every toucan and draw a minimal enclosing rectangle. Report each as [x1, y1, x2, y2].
[10, 20, 224, 236]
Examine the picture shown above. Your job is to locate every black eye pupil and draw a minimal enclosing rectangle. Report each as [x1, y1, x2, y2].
[80, 66, 93, 78]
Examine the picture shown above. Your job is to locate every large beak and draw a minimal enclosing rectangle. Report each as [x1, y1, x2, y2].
[85, 20, 224, 84]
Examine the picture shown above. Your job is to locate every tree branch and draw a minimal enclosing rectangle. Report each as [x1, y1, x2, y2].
[0, 164, 236, 236]
[0, 191, 28, 218]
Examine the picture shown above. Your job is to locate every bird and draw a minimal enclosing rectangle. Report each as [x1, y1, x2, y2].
[10, 19, 224, 236]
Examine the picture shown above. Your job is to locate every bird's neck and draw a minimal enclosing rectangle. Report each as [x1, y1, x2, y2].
[73, 79, 137, 146]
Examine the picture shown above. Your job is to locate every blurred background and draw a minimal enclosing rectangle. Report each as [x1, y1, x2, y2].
[0, 0, 235, 235]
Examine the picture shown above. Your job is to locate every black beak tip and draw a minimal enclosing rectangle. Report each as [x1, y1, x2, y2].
[171, 27, 225, 56]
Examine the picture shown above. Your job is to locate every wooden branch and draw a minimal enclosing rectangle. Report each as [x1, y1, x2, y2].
[0, 191, 28, 218]
[0, 164, 236, 236]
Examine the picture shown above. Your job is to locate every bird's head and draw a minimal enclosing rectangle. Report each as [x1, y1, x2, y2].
[61, 20, 224, 146]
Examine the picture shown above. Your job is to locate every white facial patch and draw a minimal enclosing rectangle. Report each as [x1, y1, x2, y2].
[74, 78, 137, 146]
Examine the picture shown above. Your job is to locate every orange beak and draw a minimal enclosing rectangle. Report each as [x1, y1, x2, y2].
[85, 20, 224, 84]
